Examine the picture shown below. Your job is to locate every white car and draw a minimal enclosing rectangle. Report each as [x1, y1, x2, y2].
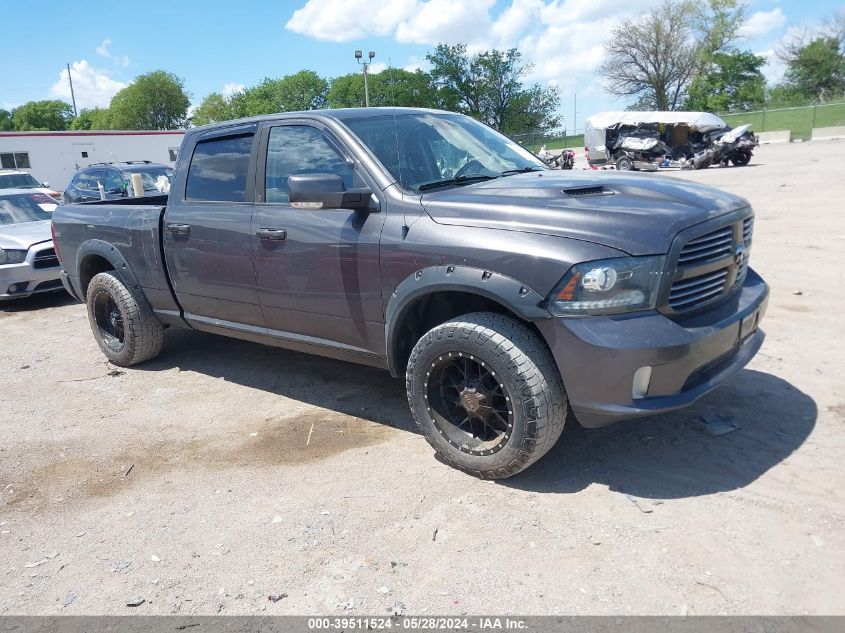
[0, 189, 64, 300]
[0, 169, 62, 202]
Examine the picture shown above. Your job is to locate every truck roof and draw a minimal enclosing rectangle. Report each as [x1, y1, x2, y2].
[188, 107, 458, 133]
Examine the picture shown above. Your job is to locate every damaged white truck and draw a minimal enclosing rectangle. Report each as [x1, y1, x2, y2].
[585, 111, 758, 171]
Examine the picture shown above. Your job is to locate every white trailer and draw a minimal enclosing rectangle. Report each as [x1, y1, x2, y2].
[0, 130, 185, 192]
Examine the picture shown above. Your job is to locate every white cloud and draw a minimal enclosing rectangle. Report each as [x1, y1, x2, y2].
[740, 9, 787, 39]
[50, 60, 127, 109]
[222, 82, 246, 98]
[756, 49, 786, 85]
[368, 62, 389, 74]
[96, 38, 130, 67]
[395, 0, 495, 45]
[286, 0, 418, 42]
[403, 56, 429, 72]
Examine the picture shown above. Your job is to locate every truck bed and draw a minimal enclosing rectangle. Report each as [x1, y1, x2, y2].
[52, 199, 183, 325]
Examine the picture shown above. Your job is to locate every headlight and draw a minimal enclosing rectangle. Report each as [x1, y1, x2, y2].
[0, 248, 27, 265]
[547, 256, 666, 315]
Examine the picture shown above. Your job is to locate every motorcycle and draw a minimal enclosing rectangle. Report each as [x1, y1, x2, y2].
[537, 145, 575, 170]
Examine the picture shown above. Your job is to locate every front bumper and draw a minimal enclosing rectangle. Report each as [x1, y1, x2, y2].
[537, 268, 769, 427]
[0, 243, 63, 301]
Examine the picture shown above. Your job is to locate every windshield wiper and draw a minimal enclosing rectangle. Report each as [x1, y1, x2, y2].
[417, 174, 497, 191]
[498, 166, 545, 176]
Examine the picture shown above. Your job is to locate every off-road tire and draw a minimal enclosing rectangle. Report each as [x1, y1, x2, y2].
[615, 155, 634, 171]
[86, 271, 164, 367]
[406, 312, 568, 479]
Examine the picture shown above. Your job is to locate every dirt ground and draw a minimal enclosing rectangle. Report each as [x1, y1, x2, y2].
[1, 140, 843, 616]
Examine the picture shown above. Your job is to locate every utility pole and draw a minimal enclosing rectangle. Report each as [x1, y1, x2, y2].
[67, 63, 78, 117]
[355, 50, 375, 107]
[573, 93, 577, 137]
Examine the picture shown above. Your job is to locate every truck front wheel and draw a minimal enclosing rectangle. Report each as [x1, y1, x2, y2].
[86, 271, 164, 367]
[405, 312, 567, 479]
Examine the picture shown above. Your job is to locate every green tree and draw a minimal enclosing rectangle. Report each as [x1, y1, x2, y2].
[10, 100, 74, 130]
[685, 50, 766, 112]
[191, 92, 236, 125]
[780, 37, 845, 102]
[692, 0, 748, 61]
[426, 44, 560, 133]
[601, 0, 748, 111]
[327, 68, 436, 108]
[0, 109, 13, 131]
[108, 70, 190, 129]
[600, 2, 697, 110]
[70, 107, 113, 130]
[229, 70, 328, 117]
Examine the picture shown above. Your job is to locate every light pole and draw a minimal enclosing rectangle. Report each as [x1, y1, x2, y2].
[355, 50, 375, 107]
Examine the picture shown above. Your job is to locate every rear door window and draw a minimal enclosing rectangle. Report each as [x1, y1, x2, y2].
[186, 134, 254, 202]
[87, 168, 106, 190]
[105, 170, 124, 193]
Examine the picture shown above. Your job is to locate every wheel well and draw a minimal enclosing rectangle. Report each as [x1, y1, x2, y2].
[79, 255, 115, 298]
[391, 290, 540, 375]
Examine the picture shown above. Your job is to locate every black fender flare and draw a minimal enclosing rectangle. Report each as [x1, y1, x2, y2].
[75, 239, 144, 299]
[384, 265, 552, 376]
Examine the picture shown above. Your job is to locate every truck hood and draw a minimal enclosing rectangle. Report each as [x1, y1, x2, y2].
[0, 220, 51, 250]
[420, 171, 748, 255]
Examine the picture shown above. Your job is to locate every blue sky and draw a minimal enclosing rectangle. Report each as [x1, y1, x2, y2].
[1, 0, 841, 131]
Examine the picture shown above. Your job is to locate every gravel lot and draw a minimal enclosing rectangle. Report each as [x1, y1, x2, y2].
[1, 140, 843, 615]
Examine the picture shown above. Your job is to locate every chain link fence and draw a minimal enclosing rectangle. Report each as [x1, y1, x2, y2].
[718, 102, 845, 140]
[511, 129, 585, 153]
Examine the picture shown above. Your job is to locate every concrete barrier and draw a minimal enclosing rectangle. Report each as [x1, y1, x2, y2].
[811, 126, 845, 141]
[757, 130, 791, 144]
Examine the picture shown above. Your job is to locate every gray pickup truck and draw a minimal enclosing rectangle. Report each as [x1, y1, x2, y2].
[51, 107, 768, 478]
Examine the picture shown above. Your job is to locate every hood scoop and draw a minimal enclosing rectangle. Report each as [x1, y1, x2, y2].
[562, 185, 613, 197]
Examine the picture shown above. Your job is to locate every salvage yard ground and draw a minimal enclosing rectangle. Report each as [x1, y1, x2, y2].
[1, 141, 844, 615]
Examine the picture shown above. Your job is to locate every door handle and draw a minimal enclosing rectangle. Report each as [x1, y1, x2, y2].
[256, 228, 287, 241]
[166, 223, 191, 236]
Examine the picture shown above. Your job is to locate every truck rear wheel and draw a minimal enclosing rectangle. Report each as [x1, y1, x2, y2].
[86, 271, 164, 367]
[405, 312, 567, 479]
[615, 155, 634, 171]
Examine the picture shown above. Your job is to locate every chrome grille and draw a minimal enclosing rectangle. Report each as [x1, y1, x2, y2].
[33, 248, 59, 269]
[668, 268, 729, 310]
[666, 212, 755, 314]
[677, 226, 733, 265]
[743, 217, 753, 243]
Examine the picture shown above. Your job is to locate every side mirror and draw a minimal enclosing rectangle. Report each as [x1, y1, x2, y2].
[288, 173, 372, 211]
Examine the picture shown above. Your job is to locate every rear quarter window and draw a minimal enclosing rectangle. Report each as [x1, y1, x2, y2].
[186, 134, 254, 202]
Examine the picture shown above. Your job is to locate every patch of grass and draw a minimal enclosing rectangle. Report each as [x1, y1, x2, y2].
[525, 134, 584, 153]
[721, 102, 845, 140]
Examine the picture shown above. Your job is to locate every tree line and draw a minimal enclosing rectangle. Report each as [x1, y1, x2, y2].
[193, 44, 560, 134]
[0, 45, 560, 136]
[3, 9, 844, 136]
[601, 0, 845, 113]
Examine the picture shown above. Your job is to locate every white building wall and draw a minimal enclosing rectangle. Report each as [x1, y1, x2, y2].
[0, 130, 185, 192]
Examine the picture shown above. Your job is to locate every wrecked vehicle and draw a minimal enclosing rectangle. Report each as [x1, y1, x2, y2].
[52, 107, 768, 479]
[585, 111, 757, 171]
[537, 145, 575, 169]
[683, 124, 757, 170]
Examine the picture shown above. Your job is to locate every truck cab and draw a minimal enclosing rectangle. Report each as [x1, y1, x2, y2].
[52, 108, 769, 479]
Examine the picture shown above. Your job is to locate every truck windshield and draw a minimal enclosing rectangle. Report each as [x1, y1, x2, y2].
[0, 173, 42, 189]
[343, 112, 546, 192]
[0, 194, 54, 225]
